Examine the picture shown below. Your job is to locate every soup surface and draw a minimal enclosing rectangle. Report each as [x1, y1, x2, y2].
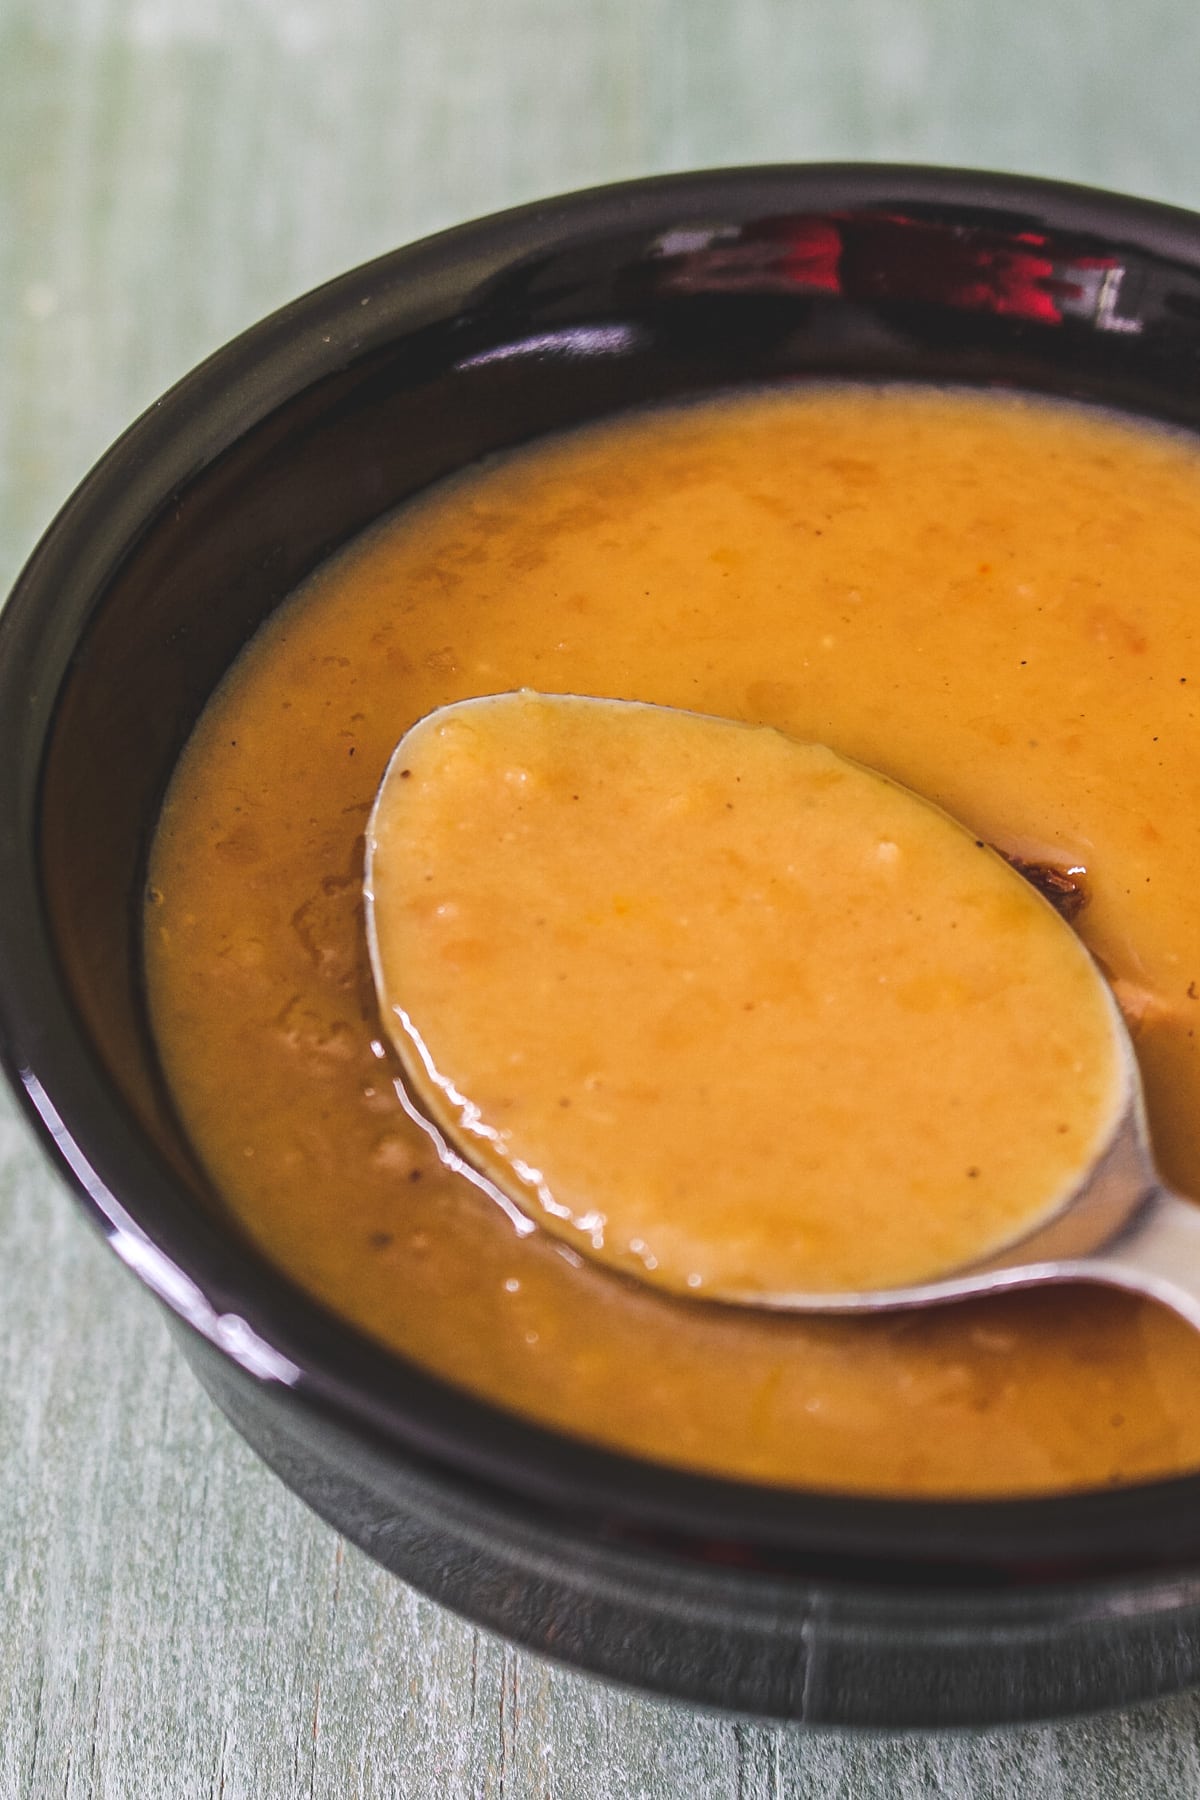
[147, 385, 1200, 1497]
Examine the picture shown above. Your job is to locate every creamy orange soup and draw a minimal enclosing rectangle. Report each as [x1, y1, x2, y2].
[146, 385, 1200, 1497]
[368, 692, 1124, 1299]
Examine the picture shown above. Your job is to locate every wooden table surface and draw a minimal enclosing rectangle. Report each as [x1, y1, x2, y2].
[8, 0, 1200, 1792]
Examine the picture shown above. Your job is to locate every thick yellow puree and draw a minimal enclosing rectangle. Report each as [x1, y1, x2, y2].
[368, 693, 1124, 1298]
[147, 385, 1200, 1497]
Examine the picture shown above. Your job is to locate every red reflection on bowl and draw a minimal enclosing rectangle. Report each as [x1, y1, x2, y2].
[653, 210, 1142, 333]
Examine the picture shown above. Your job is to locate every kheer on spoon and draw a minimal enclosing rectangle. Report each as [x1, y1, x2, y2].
[366, 691, 1198, 1317]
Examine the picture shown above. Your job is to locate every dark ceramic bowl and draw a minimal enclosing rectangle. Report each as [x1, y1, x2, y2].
[7, 165, 1200, 1730]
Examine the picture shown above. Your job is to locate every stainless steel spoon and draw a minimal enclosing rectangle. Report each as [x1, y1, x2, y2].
[366, 695, 1200, 1330]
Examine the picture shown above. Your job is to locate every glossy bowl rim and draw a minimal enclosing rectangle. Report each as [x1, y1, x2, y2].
[7, 162, 1200, 1581]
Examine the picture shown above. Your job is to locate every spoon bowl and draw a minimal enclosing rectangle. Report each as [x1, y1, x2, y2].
[364, 690, 1200, 1328]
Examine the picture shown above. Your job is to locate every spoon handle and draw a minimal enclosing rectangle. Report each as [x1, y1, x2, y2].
[1089, 1187, 1200, 1330]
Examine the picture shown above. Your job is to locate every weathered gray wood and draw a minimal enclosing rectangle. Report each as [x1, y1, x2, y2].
[8, 0, 1200, 1792]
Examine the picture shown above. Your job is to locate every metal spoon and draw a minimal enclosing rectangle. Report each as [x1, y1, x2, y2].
[366, 695, 1200, 1330]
